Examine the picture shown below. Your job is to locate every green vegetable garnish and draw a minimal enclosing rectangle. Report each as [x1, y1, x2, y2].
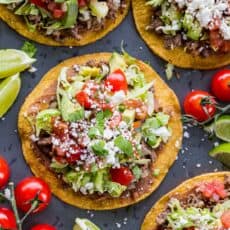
[114, 135, 133, 157]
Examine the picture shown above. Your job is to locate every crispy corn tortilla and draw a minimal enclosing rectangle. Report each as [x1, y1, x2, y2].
[0, 2, 130, 46]
[132, 0, 230, 69]
[18, 52, 182, 210]
[141, 171, 230, 230]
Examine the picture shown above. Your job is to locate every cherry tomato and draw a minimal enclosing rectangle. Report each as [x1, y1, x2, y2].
[221, 210, 230, 228]
[31, 224, 56, 230]
[0, 208, 16, 229]
[105, 70, 128, 92]
[110, 166, 134, 186]
[78, 0, 87, 7]
[76, 91, 92, 109]
[211, 69, 230, 102]
[183, 90, 216, 122]
[0, 156, 10, 189]
[15, 177, 51, 213]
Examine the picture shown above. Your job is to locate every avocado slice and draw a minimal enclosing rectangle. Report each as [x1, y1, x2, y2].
[35, 109, 60, 136]
[109, 52, 127, 73]
[209, 143, 230, 168]
[61, 94, 84, 122]
[122, 109, 135, 125]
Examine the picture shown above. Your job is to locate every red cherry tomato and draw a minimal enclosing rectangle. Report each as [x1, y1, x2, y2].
[105, 70, 128, 92]
[78, 0, 87, 7]
[0, 156, 10, 189]
[110, 166, 134, 186]
[221, 210, 230, 228]
[15, 177, 51, 213]
[76, 91, 92, 109]
[0, 208, 16, 229]
[183, 90, 216, 122]
[31, 224, 56, 230]
[211, 69, 230, 102]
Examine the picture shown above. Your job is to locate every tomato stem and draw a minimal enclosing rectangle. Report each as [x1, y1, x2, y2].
[8, 182, 22, 230]
[20, 199, 39, 224]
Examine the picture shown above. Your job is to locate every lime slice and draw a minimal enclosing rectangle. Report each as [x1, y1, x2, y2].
[209, 143, 230, 168]
[214, 115, 230, 142]
[0, 49, 36, 78]
[0, 73, 21, 117]
[73, 218, 100, 230]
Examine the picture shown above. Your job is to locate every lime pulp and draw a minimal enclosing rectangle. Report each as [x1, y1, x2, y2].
[73, 218, 100, 230]
[214, 115, 230, 142]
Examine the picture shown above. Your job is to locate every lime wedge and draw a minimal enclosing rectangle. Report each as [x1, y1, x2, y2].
[0, 49, 36, 78]
[0, 73, 21, 117]
[209, 143, 230, 168]
[214, 115, 230, 142]
[73, 218, 100, 230]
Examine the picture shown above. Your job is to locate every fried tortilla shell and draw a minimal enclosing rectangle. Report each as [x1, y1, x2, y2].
[132, 0, 230, 69]
[18, 53, 182, 210]
[0, 1, 130, 46]
[141, 171, 230, 230]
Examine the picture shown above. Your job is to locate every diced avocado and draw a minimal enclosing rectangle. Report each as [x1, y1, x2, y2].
[122, 109, 135, 125]
[132, 166, 142, 180]
[61, 95, 84, 122]
[89, 0, 109, 20]
[109, 52, 127, 73]
[81, 174, 91, 186]
[156, 112, 170, 126]
[50, 161, 68, 173]
[94, 170, 105, 193]
[161, 3, 181, 25]
[35, 109, 60, 136]
[105, 181, 127, 197]
[62, 0, 78, 28]
[91, 140, 108, 156]
[183, 14, 202, 41]
[79, 66, 101, 78]
[63, 170, 84, 191]
[127, 81, 154, 99]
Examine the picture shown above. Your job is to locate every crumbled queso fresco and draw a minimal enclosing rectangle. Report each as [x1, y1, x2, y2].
[173, 0, 230, 39]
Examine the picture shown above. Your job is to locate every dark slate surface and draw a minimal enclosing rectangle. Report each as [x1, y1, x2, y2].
[0, 11, 227, 230]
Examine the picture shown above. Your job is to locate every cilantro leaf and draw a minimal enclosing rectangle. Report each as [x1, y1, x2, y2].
[91, 140, 108, 156]
[95, 110, 112, 134]
[21, 41, 37, 58]
[114, 135, 133, 157]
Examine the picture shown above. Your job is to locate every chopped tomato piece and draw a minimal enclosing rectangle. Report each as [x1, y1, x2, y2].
[124, 99, 143, 108]
[78, 0, 87, 7]
[210, 30, 224, 51]
[52, 120, 69, 140]
[220, 40, 230, 52]
[29, 0, 46, 8]
[53, 9, 65, 19]
[109, 112, 122, 128]
[110, 166, 134, 186]
[47, 2, 58, 11]
[208, 18, 221, 31]
[66, 145, 82, 164]
[198, 180, 227, 200]
[105, 69, 128, 92]
[221, 210, 230, 228]
[76, 91, 92, 109]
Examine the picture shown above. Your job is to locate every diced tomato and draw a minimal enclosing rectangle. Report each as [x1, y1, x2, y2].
[52, 120, 69, 140]
[76, 91, 92, 109]
[29, 0, 46, 8]
[105, 69, 128, 93]
[109, 112, 122, 128]
[124, 99, 143, 108]
[210, 30, 224, 51]
[53, 9, 65, 19]
[78, 0, 87, 7]
[198, 180, 227, 200]
[66, 145, 82, 164]
[100, 102, 113, 111]
[47, 2, 58, 11]
[110, 166, 134, 186]
[221, 210, 230, 228]
[220, 40, 230, 52]
[53, 146, 66, 157]
[209, 18, 221, 31]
